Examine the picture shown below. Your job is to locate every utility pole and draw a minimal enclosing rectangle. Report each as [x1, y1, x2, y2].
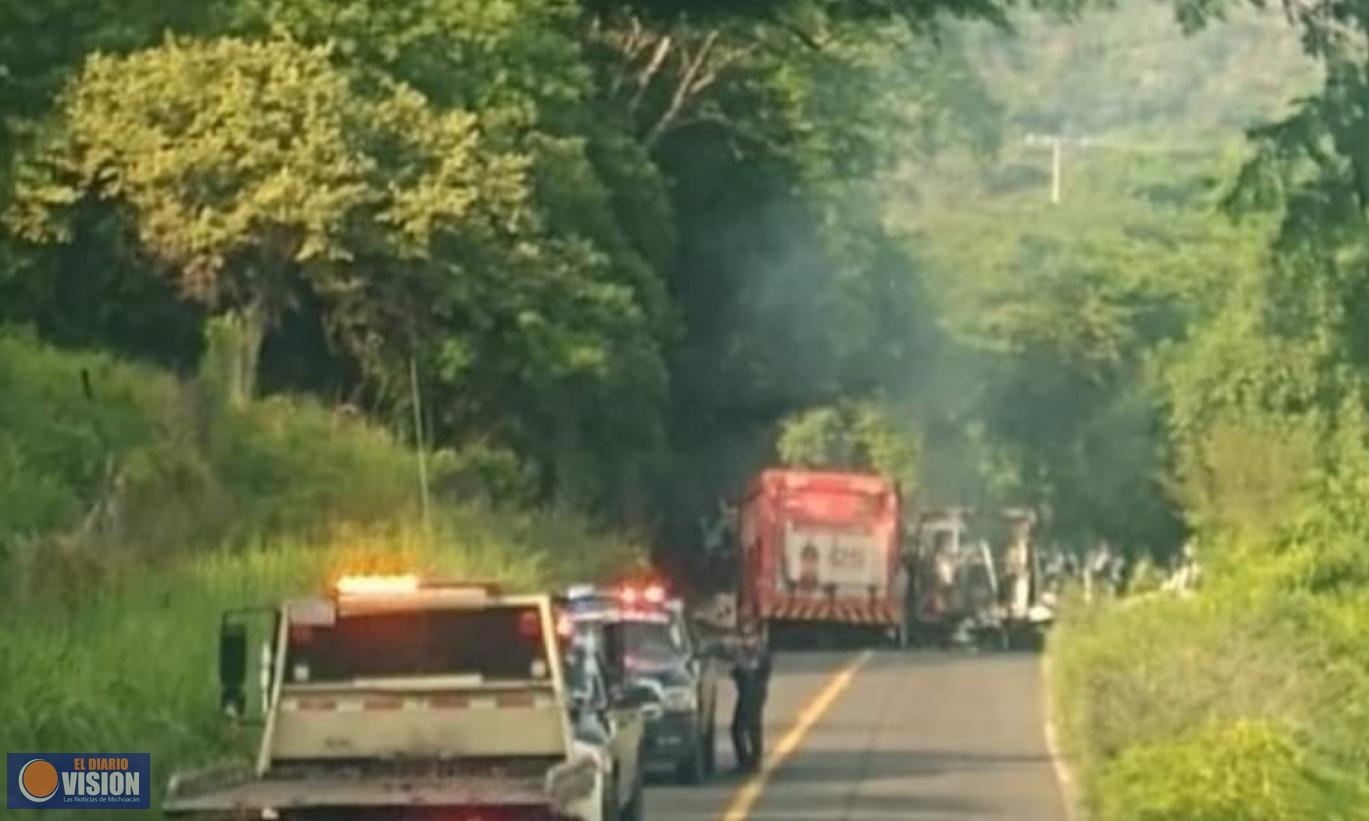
[1023, 132, 1212, 205]
[1050, 138, 1061, 204]
[1023, 133, 1085, 205]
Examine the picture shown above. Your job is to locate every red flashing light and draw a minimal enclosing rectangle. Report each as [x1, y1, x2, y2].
[619, 582, 669, 607]
[517, 610, 543, 641]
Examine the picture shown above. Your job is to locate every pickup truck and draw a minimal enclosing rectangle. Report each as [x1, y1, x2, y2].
[163, 576, 649, 820]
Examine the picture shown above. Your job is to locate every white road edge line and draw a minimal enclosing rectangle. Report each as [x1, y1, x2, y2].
[1041, 653, 1082, 821]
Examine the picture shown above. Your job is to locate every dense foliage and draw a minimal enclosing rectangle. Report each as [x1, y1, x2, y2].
[0, 0, 1006, 535]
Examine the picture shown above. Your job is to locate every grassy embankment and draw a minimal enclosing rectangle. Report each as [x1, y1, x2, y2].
[0, 330, 641, 815]
[1049, 543, 1369, 819]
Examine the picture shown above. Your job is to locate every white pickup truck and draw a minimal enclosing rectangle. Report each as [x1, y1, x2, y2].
[164, 577, 645, 821]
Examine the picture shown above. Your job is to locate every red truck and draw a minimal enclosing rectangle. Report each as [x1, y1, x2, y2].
[735, 469, 907, 646]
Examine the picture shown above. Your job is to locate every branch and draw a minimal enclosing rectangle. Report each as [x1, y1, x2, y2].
[774, 19, 825, 51]
[607, 15, 649, 97]
[666, 112, 766, 151]
[645, 29, 721, 148]
[629, 32, 674, 115]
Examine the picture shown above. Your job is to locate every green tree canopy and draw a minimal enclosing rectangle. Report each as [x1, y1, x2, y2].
[8, 37, 529, 406]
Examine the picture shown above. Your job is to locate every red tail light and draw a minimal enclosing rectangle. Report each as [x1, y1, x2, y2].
[518, 610, 543, 641]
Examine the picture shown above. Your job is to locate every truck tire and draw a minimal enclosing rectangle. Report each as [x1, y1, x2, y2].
[620, 770, 644, 821]
[702, 706, 718, 776]
[601, 773, 618, 821]
[675, 737, 706, 785]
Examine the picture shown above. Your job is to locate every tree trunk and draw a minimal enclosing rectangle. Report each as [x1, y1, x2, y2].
[224, 299, 265, 408]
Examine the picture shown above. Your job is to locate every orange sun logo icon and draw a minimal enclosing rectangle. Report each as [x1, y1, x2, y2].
[18, 758, 59, 803]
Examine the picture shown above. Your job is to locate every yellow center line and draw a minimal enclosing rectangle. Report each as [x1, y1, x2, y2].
[720, 649, 875, 821]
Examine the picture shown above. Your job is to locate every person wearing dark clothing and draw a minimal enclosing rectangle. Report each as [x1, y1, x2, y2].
[730, 624, 772, 772]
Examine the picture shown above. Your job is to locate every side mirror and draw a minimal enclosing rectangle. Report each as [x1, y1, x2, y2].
[219, 621, 248, 719]
[568, 691, 588, 723]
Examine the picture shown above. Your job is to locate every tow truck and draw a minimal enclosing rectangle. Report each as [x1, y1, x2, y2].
[164, 575, 650, 820]
[556, 583, 721, 785]
[908, 508, 1055, 650]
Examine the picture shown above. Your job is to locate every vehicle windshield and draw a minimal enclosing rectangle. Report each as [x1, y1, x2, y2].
[284, 606, 548, 684]
[620, 619, 686, 664]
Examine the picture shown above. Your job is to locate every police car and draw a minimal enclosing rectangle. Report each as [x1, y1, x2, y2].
[556, 583, 721, 784]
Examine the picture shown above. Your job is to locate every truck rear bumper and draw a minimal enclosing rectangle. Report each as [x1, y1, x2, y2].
[760, 597, 899, 625]
[163, 761, 597, 819]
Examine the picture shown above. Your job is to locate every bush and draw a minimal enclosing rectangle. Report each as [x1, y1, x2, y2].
[1051, 561, 1369, 819]
[0, 330, 174, 544]
[1096, 720, 1367, 821]
[0, 331, 427, 596]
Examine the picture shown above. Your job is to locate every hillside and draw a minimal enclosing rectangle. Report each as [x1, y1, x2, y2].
[967, 1, 1317, 141]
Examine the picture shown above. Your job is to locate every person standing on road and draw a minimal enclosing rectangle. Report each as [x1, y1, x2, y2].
[730, 618, 772, 773]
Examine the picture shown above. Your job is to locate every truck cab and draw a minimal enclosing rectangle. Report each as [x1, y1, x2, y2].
[165, 576, 628, 820]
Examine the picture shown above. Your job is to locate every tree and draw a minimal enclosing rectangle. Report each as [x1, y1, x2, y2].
[777, 398, 921, 489]
[8, 36, 527, 406]
[893, 143, 1283, 549]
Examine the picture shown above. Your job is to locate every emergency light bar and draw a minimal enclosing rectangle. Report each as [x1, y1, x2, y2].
[618, 584, 667, 606]
[333, 575, 501, 598]
[566, 583, 602, 599]
[335, 575, 419, 596]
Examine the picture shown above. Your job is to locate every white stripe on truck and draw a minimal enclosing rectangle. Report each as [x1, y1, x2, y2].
[279, 694, 556, 712]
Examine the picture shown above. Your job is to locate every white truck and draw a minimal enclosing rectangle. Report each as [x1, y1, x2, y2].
[164, 576, 647, 820]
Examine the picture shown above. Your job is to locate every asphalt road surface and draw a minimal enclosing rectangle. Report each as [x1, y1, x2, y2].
[645, 650, 1069, 821]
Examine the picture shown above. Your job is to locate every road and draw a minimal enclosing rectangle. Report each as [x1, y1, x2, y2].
[645, 650, 1068, 821]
